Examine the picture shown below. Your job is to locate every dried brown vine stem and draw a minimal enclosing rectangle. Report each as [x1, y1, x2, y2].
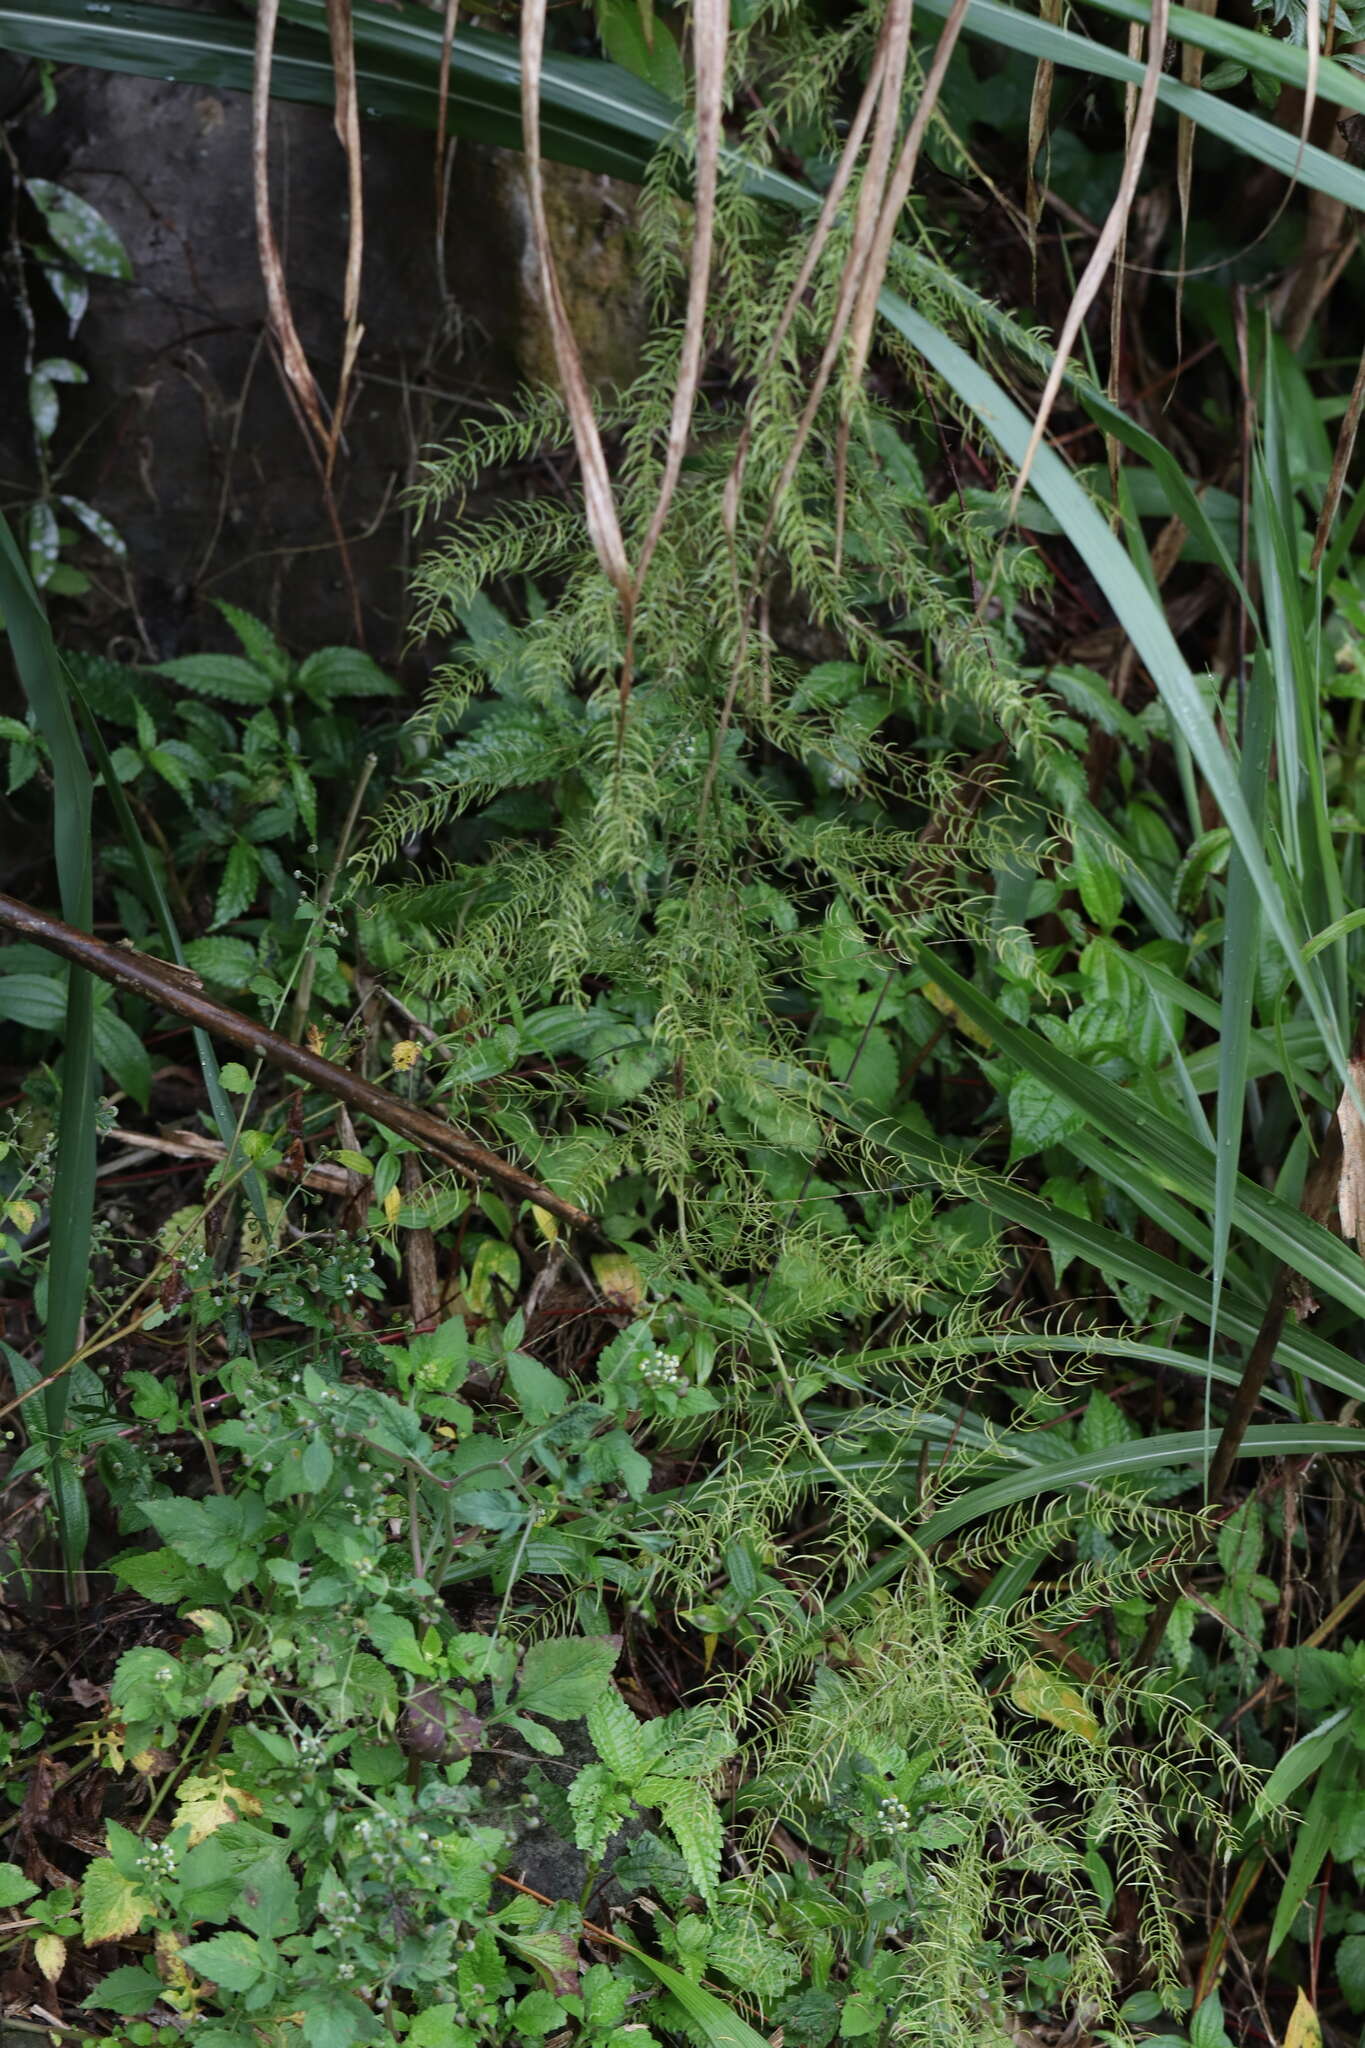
[252, 0, 366, 637]
[630, 0, 727, 604]
[325, 0, 365, 488]
[520, 0, 727, 725]
[0, 892, 596, 1235]
[519, 0, 632, 615]
[434, 0, 463, 238]
[1007, 0, 1168, 521]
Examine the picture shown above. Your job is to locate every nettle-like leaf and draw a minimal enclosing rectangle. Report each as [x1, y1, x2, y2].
[650, 1777, 724, 1904]
[80, 1859, 153, 1944]
[1009, 1663, 1102, 1745]
[0, 1863, 37, 1909]
[586, 1684, 648, 1782]
[153, 654, 275, 705]
[516, 1633, 620, 1720]
[173, 1771, 262, 1845]
[296, 645, 400, 699]
[216, 601, 291, 685]
[567, 1761, 634, 1859]
[182, 935, 259, 990]
[213, 838, 260, 928]
[179, 1930, 267, 1993]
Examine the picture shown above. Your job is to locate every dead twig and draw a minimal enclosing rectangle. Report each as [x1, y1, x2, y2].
[0, 892, 595, 1234]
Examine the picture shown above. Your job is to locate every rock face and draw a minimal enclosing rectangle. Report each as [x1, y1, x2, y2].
[0, 58, 647, 664]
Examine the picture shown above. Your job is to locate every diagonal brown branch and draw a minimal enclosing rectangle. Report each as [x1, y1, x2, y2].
[0, 892, 595, 1235]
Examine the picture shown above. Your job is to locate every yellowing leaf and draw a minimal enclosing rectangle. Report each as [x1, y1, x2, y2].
[1284, 1988, 1321, 2048]
[591, 1249, 644, 1307]
[920, 979, 993, 1048]
[1010, 1661, 1101, 1744]
[383, 1185, 402, 1225]
[391, 1038, 425, 1072]
[185, 1609, 232, 1650]
[34, 1933, 65, 1983]
[81, 1858, 153, 1943]
[4, 1197, 37, 1234]
[156, 1928, 194, 1993]
[531, 1204, 559, 1244]
[174, 1770, 262, 1846]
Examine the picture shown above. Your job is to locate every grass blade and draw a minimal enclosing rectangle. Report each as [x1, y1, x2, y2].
[59, 665, 271, 1236]
[0, 514, 95, 1558]
[877, 296, 1347, 1095]
[1208, 646, 1274, 1446]
[915, 1423, 1365, 1543]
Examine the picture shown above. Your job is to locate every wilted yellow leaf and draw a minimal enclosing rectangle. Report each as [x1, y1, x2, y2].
[34, 1933, 65, 1984]
[81, 1858, 153, 1943]
[185, 1609, 232, 1650]
[174, 1770, 263, 1846]
[383, 1184, 402, 1225]
[1284, 1988, 1321, 2048]
[531, 1204, 559, 1245]
[920, 980, 993, 1048]
[1010, 1661, 1101, 1744]
[156, 1928, 193, 1992]
[391, 1039, 425, 1072]
[592, 1249, 644, 1307]
[4, 1197, 37, 1235]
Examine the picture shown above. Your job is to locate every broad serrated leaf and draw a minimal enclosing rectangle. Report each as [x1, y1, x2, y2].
[0, 1862, 37, 1908]
[1076, 1390, 1136, 1453]
[81, 1858, 153, 1943]
[0, 971, 67, 1030]
[1339, 1934, 1365, 2013]
[1217, 1501, 1263, 1582]
[1073, 833, 1124, 933]
[153, 653, 274, 704]
[506, 1349, 569, 1425]
[213, 838, 259, 928]
[296, 645, 400, 698]
[182, 936, 258, 988]
[174, 1771, 262, 1845]
[180, 1930, 264, 1992]
[216, 600, 291, 683]
[586, 1685, 647, 1782]
[517, 1634, 620, 1720]
[655, 1778, 723, 1903]
[567, 1761, 633, 1857]
[34, 1933, 66, 1984]
[81, 1962, 162, 2015]
[1007, 1069, 1085, 1161]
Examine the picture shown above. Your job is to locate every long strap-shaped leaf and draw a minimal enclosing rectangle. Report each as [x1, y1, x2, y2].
[894, 941, 1365, 1324]
[803, 1086, 1365, 1407]
[9, 0, 1365, 221]
[0, 518, 94, 1523]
